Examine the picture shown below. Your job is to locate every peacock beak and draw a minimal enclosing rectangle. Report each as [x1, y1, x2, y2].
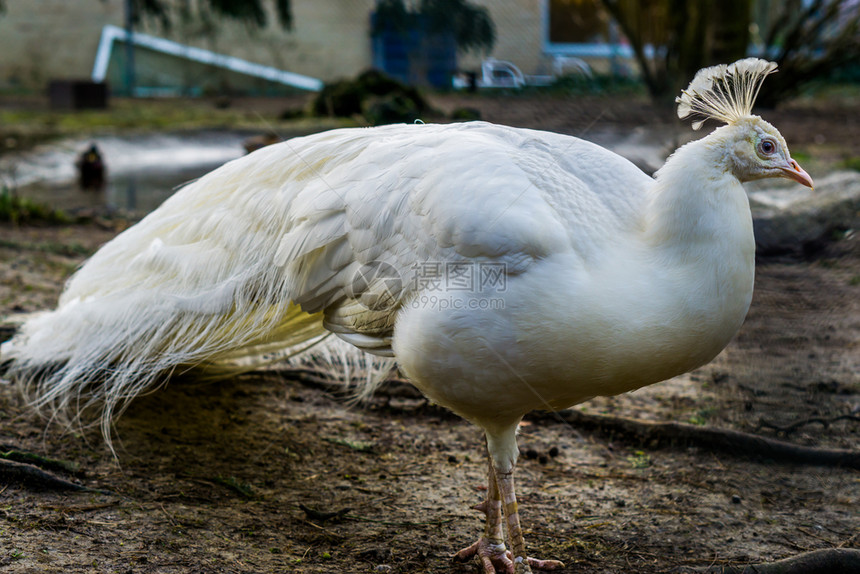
[780, 158, 814, 188]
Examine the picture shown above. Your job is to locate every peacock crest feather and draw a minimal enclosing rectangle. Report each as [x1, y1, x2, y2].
[676, 58, 777, 130]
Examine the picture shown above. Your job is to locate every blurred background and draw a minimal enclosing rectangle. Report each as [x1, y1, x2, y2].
[0, 0, 858, 100]
[0, 0, 857, 216]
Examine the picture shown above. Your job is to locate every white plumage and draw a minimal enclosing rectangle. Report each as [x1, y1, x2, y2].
[1, 59, 813, 573]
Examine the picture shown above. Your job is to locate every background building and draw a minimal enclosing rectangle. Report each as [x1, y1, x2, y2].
[0, 0, 837, 96]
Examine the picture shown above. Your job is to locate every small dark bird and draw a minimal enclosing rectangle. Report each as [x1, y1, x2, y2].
[77, 144, 105, 191]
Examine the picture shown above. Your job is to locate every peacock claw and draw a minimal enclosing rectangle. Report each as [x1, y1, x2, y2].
[453, 537, 513, 574]
[453, 538, 564, 574]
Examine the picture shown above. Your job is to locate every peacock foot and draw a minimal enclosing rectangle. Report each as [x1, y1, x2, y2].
[453, 537, 564, 574]
[453, 537, 513, 573]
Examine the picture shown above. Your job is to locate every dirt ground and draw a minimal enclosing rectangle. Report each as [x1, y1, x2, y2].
[0, 92, 858, 573]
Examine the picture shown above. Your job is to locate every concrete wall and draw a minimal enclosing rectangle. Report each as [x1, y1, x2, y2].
[135, 0, 378, 83]
[0, 0, 124, 91]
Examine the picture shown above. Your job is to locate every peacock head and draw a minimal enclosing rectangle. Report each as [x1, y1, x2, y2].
[677, 58, 813, 188]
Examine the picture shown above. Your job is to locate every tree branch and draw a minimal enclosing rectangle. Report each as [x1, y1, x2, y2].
[526, 409, 860, 469]
[601, 0, 661, 96]
[674, 548, 860, 574]
[0, 458, 112, 494]
[757, 415, 860, 437]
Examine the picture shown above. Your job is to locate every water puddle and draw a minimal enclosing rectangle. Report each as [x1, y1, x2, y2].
[0, 131, 249, 214]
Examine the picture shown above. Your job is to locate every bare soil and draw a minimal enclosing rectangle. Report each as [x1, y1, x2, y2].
[0, 93, 858, 573]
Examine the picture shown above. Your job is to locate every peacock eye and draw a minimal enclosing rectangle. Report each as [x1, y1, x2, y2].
[758, 139, 776, 156]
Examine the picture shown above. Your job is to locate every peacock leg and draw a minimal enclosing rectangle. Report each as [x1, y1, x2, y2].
[495, 466, 564, 573]
[454, 454, 565, 573]
[453, 457, 513, 573]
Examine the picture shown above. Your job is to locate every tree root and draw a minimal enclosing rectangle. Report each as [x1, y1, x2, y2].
[526, 409, 860, 469]
[674, 548, 860, 573]
[282, 368, 859, 469]
[0, 447, 116, 495]
[757, 415, 860, 436]
[0, 457, 110, 493]
[1, 448, 82, 475]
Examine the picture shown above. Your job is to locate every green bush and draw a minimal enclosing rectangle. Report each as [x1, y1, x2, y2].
[841, 157, 860, 172]
[0, 187, 69, 224]
[310, 69, 430, 125]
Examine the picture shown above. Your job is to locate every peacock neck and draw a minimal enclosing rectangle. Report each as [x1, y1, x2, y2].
[641, 134, 756, 355]
[646, 136, 751, 253]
